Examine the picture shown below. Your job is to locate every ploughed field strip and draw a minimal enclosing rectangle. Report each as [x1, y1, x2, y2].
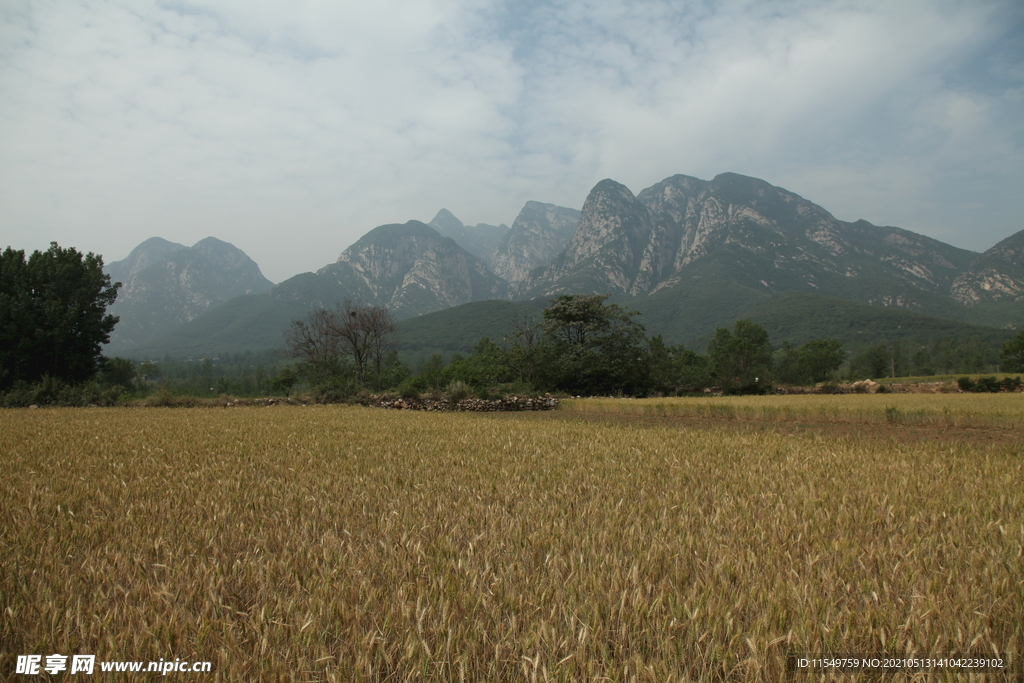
[2, 406, 1021, 682]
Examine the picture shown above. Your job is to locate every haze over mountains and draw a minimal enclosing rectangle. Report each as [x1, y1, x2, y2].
[101, 172, 1024, 357]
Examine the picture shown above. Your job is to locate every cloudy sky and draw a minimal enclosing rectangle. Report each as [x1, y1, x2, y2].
[2, 0, 1022, 283]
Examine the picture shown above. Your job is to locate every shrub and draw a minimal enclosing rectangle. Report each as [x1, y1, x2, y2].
[974, 376, 1001, 393]
[445, 380, 470, 404]
[398, 382, 420, 400]
[956, 377, 975, 392]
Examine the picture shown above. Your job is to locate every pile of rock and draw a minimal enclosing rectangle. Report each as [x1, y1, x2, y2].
[374, 394, 559, 412]
[223, 397, 295, 407]
[847, 379, 883, 393]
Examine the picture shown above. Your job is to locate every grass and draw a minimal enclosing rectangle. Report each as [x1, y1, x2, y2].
[1, 405, 1022, 681]
[560, 393, 1024, 429]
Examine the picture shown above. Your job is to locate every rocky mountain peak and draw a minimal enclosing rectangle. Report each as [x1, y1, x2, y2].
[105, 237, 273, 352]
[521, 172, 980, 311]
[105, 236, 186, 284]
[426, 210, 509, 266]
[320, 220, 508, 319]
[428, 208, 464, 233]
[490, 201, 580, 285]
[518, 179, 655, 297]
[950, 229, 1024, 307]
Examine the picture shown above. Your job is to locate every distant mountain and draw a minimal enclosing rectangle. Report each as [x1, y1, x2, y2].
[121, 173, 1023, 359]
[105, 237, 186, 283]
[104, 237, 274, 352]
[320, 220, 509, 318]
[492, 202, 580, 285]
[129, 221, 511, 357]
[428, 209, 509, 267]
[521, 173, 981, 324]
[948, 229, 1024, 326]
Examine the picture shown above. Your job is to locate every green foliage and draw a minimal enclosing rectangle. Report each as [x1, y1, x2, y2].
[1001, 331, 1024, 373]
[97, 356, 139, 393]
[1, 376, 127, 407]
[1, 243, 120, 389]
[269, 366, 299, 396]
[975, 376, 1001, 393]
[774, 339, 845, 385]
[647, 336, 712, 395]
[443, 337, 514, 387]
[956, 376, 975, 392]
[849, 337, 997, 379]
[707, 319, 773, 393]
[534, 295, 651, 396]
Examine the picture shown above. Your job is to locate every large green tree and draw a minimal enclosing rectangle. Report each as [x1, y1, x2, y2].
[775, 338, 846, 384]
[707, 319, 773, 393]
[1001, 331, 1024, 373]
[535, 294, 650, 396]
[0, 243, 120, 389]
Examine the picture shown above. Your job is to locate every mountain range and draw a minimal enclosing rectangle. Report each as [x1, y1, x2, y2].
[103, 237, 273, 352]
[102, 172, 1024, 358]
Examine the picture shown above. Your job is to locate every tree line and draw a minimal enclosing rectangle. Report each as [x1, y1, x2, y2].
[3, 242, 1024, 405]
[282, 294, 1024, 398]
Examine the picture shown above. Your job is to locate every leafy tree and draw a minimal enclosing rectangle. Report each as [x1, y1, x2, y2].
[97, 356, 138, 393]
[798, 339, 846, 383]
[535, 294, 650, 396]
[0, 243, 120, 389]
[773, 342, 803, 385]
[446, 337, 513, 387]
[775, 339, 845, 385]
[707, 319, 772, 393]
[672, 348, 713, 394]
[1000, 331, 1024, 373]
[648, 336, 712, 395]
[503, 315, 544, 386]
[848, 343, 892, 379]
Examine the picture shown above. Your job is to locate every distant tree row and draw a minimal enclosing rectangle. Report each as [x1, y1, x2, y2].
[276, 294, 1024, 398]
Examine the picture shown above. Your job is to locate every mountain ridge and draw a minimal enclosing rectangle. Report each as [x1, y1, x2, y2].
[108, 171, 1023, 358]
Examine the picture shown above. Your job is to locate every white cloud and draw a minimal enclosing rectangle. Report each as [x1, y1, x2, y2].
[0, 0, 1021, 281]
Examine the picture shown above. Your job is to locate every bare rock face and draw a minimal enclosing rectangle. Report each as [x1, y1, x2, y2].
[518, 180, 654, 297]
[318, 221, 509, 319]
[950, 229, 1024, 305]
[490, 202, 580, 285]
[519, 172, 977, 313]
[427, 209, 509, 268]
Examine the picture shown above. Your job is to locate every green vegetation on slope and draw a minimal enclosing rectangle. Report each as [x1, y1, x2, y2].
[396, 299, 543, 355]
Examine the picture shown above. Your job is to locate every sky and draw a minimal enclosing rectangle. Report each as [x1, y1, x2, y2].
[1, 0, 1022, 284]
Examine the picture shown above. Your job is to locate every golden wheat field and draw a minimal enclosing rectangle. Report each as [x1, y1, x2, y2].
[2, 402, 1022, 682]
[560, 393, 1024, 429]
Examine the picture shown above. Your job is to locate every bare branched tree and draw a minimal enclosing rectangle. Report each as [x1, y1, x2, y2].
[329, 300, 397, 388]
[284, 308, 340, 368]
[285, 301, 397, 389]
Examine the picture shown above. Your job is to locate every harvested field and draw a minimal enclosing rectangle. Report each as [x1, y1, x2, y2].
[2, 405, 1022, 681]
